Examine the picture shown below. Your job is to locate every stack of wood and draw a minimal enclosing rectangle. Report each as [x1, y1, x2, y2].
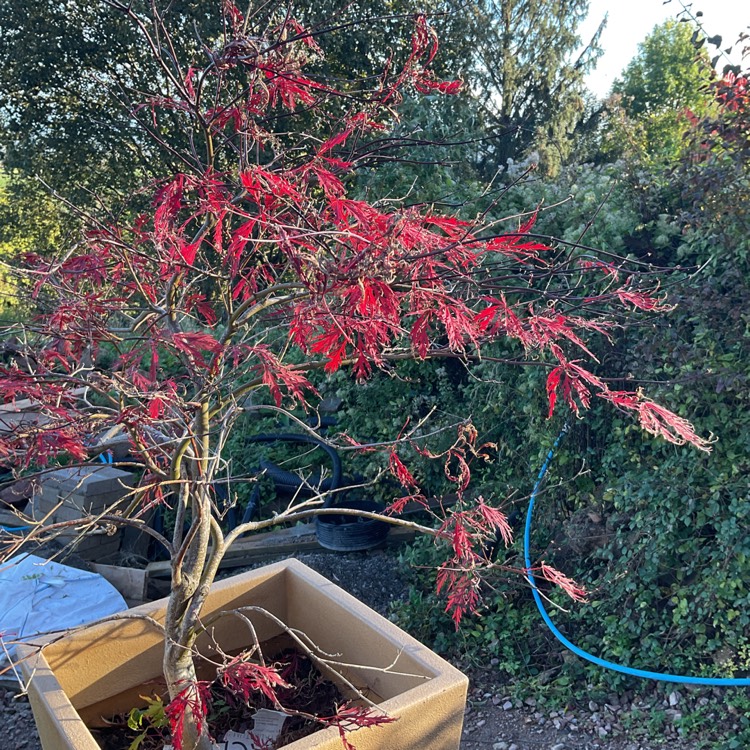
[0, 397, 50, 435]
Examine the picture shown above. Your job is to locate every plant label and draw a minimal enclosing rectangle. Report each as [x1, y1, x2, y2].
[251, 708, 289, 745]
[164, 734, 250, 750]
[222, 730, 255, 749]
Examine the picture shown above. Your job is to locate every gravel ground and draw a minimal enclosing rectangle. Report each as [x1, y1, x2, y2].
[0, 548, 721, 749]
[0, 687, 38, 750]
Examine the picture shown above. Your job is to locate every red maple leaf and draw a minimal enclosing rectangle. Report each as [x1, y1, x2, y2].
[172, 332, 223, 368]
[389, 452, 419, 490]
[321, 703, 397, 750]
[436, 564, 482, 629]
[220, 656, 290, 704]
[475, 498, 513, 547]
[539, 562, 587, 602]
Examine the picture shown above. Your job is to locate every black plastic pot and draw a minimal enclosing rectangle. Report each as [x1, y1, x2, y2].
[315, 499, 390, 552]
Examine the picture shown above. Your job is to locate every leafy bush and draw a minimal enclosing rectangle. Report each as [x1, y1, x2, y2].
[389, 73, 750, 728]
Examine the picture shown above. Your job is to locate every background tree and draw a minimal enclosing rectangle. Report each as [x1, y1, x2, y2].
[0, 0, 604, 228]
[0, 1, 190, 200]
[455, 0, 604, 175]
[0, 0, 463, 203]
[604, 19, 714, 161]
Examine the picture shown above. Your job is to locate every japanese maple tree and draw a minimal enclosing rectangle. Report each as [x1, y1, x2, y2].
[0, 3, 710, 749]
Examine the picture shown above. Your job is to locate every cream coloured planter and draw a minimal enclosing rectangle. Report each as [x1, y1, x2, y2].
[19, 558, 468, 750]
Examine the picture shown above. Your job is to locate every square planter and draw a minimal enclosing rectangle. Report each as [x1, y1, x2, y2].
[19, 558, 468, 750]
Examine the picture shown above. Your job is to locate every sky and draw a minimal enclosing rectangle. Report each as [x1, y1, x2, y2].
[579, 0, 749, 98]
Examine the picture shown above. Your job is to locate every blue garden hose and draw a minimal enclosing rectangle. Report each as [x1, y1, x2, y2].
[524, 423, 750, 686]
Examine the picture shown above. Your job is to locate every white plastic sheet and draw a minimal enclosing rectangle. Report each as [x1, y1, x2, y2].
[0, 553, 127, 665]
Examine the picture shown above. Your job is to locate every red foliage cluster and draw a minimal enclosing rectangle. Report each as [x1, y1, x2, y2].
[321, 704, 397, 750]
[685, 68, 750, 159]
[220, 656, 291, 705]
[714, 71, 749, 115]
[0, 10, 709, 472]
[434, 496, 519, 628]
[165, 681, 213, 750]
[0, 5, 710, 627]
[538, 562, 588, 602]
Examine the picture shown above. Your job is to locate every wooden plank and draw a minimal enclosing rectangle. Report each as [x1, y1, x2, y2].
[0, 387, 88, 413]
[0, 387, 89, 434]
[146, 523, 416, 579]
[0, 410, 50, 434]
[221, 522, 317, 560]
[90, 563, 148, 606]
[0, 397, 38, 412]
[400, 494, 458, 514]
[58, 534, 121, 559]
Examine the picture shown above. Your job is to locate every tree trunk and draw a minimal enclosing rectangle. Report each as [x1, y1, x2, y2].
[162, 473, 217, 750]
[163, 635, 214, 750]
